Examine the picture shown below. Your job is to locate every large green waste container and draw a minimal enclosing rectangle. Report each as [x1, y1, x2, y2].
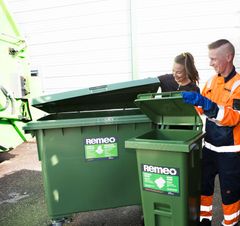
[23, 77, 160, 225]
[125, 92, 204, 226]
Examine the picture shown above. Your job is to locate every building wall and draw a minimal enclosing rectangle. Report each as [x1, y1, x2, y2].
[132, 0, 240, 89]
[7, 0, 132, 94]
[7, 0, 240, 93]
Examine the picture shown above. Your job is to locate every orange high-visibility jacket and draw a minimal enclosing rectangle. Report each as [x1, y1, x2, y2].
[200, 69, 240, 152]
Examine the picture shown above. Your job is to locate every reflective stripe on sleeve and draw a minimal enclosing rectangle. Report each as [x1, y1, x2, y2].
[215, 106, 225, 121]
[206, 77, 214, 89]
[230, 80, 240, 95]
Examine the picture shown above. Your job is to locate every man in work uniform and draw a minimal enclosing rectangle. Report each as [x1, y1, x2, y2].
[182, 39, 240, 226]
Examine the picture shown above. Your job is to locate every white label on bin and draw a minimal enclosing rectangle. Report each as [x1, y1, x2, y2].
[141, 164, 180, 196]
[84, 136, 118, 161]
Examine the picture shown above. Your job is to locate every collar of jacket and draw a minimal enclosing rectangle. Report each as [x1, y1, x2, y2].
[218, 66, 236, 83]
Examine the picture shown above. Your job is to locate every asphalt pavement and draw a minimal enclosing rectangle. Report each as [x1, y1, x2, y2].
[0, 141, 223, 226]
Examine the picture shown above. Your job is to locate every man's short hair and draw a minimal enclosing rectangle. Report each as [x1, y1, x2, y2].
[208, 39, 235, 55]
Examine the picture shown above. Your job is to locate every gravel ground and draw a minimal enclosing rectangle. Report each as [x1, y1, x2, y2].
[0, 141, 223, 226]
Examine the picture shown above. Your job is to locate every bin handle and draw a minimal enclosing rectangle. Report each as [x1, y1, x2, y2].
[190, 143, 200, 152]
[189, 143, 200, 168]
[89, 85, 108, 93]
[137, 91, 182, 99]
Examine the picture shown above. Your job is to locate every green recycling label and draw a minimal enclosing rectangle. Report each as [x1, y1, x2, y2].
[142, 164, 180, 196]
[84, 136, 118, 161]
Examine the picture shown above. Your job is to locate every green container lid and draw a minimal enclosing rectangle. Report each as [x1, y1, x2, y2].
[135, 92, 202, 128]
[31, 77, 160, 113]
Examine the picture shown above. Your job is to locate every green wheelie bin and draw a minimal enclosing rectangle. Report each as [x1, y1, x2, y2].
[23, 77, 160, 225]
[125, 92, 204, 226]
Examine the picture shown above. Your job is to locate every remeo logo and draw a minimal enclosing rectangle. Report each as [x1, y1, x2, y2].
[85, 137, 116, 145]
[143, 164, 177, 176]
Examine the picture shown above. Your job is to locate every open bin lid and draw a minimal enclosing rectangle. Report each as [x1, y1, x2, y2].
[135, 92, 202, 128]
[31, 77, 160, 113]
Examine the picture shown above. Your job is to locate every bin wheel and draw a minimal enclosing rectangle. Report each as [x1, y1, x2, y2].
[51, 217, 71, 226]
[51, 222, 63, 226]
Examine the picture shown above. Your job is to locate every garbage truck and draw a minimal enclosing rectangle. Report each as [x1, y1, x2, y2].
[0, 0, 32, 152]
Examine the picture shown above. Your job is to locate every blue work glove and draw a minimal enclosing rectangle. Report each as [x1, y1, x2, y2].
[182, 91, 219, 118]
[182, 92, 213, 110]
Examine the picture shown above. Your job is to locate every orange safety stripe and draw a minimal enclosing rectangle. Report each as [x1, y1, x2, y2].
[200, 195, 213, 219]
[202, 74, 240, 109]
[194, 106, 203, 115]
[201, 195, 213, 206]
[223, 218, 239, 226]
[200, 211, 212, 219]
[222, 200, 240, 225]
[220, 106, 240, 127]
[202, 73, 240, 145]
